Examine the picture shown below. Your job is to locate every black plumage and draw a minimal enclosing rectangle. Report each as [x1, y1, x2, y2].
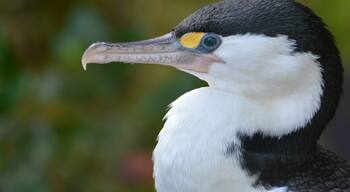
[175, 0, 348, 191]
[240, 146, 350, 191]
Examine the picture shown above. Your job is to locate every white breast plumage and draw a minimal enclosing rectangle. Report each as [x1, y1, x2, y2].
[153, 88, 262, 192]
[153, 84, 321, 192]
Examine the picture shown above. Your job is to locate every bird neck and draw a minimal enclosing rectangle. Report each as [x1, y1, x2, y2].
[156, 84, 339, 191]
[236, 71, 342, 156]
[166, 83, 324, 153]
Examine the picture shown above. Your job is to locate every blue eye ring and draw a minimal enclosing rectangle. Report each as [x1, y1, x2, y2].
[199, 33, 222, 52]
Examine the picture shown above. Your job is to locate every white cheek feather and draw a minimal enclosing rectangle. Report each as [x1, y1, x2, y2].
[208, 34, 323, 99]
[269, 187, 288, 192]
[153, 34, 322, 192]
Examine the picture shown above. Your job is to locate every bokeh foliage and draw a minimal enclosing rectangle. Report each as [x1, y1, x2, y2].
[0, 0, 349, 191]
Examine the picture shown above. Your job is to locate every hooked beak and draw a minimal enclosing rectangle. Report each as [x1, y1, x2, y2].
[81, 32, 223, 73]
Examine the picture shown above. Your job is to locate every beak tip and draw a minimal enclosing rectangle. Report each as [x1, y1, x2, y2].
[81, 56, 88, 71]
[82, 63, 87, 71]
[81, 48, 93, 71]
[81, 42, 106, 71]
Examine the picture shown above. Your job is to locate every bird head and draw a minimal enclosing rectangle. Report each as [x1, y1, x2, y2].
[82, 0, 342, 114]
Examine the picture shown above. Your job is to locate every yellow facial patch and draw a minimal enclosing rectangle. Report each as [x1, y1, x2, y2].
[180, 32, 205, 49]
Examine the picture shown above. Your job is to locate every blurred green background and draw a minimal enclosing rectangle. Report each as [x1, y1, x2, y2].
[0, 0, 349, 191]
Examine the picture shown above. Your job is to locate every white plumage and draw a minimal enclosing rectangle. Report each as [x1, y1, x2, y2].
[153, 35, 323, 192]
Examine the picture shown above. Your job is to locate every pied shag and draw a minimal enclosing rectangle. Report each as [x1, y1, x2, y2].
[82, 0, 349, 191]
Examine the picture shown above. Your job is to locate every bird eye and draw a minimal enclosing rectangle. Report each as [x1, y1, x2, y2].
[179, 32, 221, 52]
[200, 34, 221, 52]
[203, 36, 218, 47]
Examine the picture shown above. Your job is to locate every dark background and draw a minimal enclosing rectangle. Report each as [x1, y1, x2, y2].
[0, 0, 349, 191]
